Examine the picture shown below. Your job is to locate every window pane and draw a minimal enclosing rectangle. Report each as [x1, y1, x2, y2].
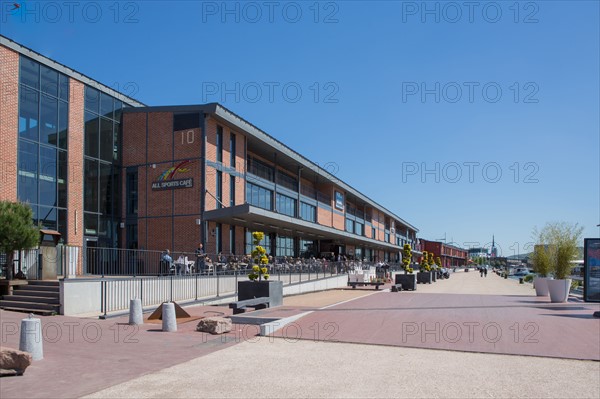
[100, 93, 114, 119]
[39, 146, 57, 207]
[114, 100, 123, 121]
[40, 65, 58, 97]
[113, 123, 120, 162]
[40, 95, 58, 146]
[20, 57, 39, 89]
[58, 101, 68, 150]
[100, 118, 113, 161]
[59, 74, 69, 101]
[99, 163, 112, 214]
[85, 86, 99, 113]
[38, 206, 57, 231]
[84, 159, 98, 212]
[58, 150, 67, 208]
[57, 209, 67, 239]
[84, 213, 98, 236]
[84, 112, 99, 157]
[19, 87, 39, 140]
[18, 140, 38, 204]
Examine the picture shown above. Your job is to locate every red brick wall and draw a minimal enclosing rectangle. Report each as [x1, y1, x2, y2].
[66, 79, 85, 249]
[0, 46, 19, 202]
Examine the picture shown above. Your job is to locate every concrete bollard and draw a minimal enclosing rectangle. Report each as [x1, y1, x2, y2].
[129, 298, 143, 325]
[162, 302, 177, 332]
[19, 314, 43, 361]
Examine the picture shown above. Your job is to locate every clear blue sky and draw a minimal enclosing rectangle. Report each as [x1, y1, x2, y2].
[3, 0, 599, 256]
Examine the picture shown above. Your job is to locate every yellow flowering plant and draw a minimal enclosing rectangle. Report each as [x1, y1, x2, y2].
[248, 231, 270, 281]
[420, 251, 431, 272]
[402, 243, 413, 273]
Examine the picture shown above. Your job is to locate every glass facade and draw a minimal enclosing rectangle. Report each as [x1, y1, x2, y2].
[83, 85, 124, 246]
[246, 182, 272, 210]
[300, 202, 316, 222]
[276, 236, 294, 257]
[245, 230, 271, 255]
[17, 55, 69, 237]
[276, 193, 296, 217]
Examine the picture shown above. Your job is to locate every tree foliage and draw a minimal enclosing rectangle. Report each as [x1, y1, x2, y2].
[0, 201, 39, 279]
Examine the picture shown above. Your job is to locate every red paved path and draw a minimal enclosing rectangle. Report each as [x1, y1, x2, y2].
[272, 291, 600, 360]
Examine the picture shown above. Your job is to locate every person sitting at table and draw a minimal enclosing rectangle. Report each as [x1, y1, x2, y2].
[160, 249, 173, 276]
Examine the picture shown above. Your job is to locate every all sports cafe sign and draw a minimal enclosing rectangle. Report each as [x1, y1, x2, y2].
[152, 160, 194, 190]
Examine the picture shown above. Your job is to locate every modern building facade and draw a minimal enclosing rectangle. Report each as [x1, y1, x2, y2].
[1, 35, 420, 272]
[421, 239, 468, 268]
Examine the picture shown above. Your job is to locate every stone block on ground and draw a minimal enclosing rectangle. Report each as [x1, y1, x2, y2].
[196, 317, 232, 335]
[0, 348, 33, 376]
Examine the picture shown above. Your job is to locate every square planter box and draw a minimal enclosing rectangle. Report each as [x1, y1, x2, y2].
[238, 280, 283, 307]
[417, 272, 432, 284]
[395, 273, 417, 290]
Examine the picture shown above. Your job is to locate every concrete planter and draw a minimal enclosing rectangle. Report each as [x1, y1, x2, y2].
[238, 280, 283, 307]
[395, 273, 416, 290]
[417, 272, 432, 284]
[533, 276, 552, 296]
[547, 279, 571, 303]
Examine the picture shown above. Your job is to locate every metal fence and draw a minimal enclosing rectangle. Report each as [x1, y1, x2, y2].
[0, 249, 41, 280]
[83, 247, 407, 277]
[98, 265, 351, 317]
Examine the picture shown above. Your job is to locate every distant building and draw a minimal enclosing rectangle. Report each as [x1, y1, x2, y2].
[421, 240, 468, 268]
[468, 247, 489, 259]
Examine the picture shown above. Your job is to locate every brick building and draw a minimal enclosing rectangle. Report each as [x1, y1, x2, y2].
[421, 239, 468, 268]
[0, 35, 420, 271]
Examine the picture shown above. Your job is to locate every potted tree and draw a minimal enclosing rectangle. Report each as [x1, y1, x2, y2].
[237, 232, 283, 307]
[530, 236, 552, 296]
[396, 243, 416, 290]
[543, 222, 583, 303]
[417, 251, 432, 284]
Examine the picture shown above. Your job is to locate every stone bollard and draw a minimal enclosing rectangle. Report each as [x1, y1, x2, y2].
[19, 314, 43, 361]
[129, 298, 143, 325]
[162, 302, 177, 332]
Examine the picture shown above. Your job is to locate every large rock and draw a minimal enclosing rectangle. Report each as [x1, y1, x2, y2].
[196, 317, 232, 335]
[0, 348, 33, 376]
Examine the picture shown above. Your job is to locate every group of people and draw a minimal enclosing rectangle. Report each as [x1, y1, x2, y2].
[479, 265, 488, 277]
[160, 244, 208, 276]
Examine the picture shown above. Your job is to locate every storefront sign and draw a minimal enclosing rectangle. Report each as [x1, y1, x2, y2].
[152, 160, 194, 190]
[152, 178, 193, 190]
[335, 191, 344, 210]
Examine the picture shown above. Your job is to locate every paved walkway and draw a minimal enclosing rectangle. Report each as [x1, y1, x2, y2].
[1, 271, 599, 398]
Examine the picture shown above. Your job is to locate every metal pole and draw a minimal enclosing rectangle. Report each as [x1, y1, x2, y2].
[216, 271, 220, 297]
[195, 273, 198, 301]
[102, 280, 107, 318]
[170, 274, 173, 302]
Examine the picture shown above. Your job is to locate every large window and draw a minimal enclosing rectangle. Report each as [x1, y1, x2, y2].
[299, 239, 316, 258]
[229, 174, 235, 207]
[276, 236, 295, 257]
[126, 171, 138, 216]
[216, 125, 223, 163]
[216, 171, 222, 209]
[300, 202, 316, 222]
[17, 56, 69, 237]
[355, 222, 364, 236]
[276, 193, 296, 217]
[346, 219, 354, 234]
[247, 156, 274, 182]
[230, 133, 236, 167]
[246, 182, 272, 210]
[83, 85, 125, 246]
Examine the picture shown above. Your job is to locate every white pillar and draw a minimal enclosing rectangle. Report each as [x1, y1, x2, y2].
[19, 315, 43, 361]
[129, 298, 143, 325]
[162, 302, 177, 332]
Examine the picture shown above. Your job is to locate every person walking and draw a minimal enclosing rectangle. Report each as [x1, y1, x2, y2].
[484, 265, 488, 277]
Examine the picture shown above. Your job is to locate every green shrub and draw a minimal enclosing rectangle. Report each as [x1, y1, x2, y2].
[524, 274, 534, 283]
